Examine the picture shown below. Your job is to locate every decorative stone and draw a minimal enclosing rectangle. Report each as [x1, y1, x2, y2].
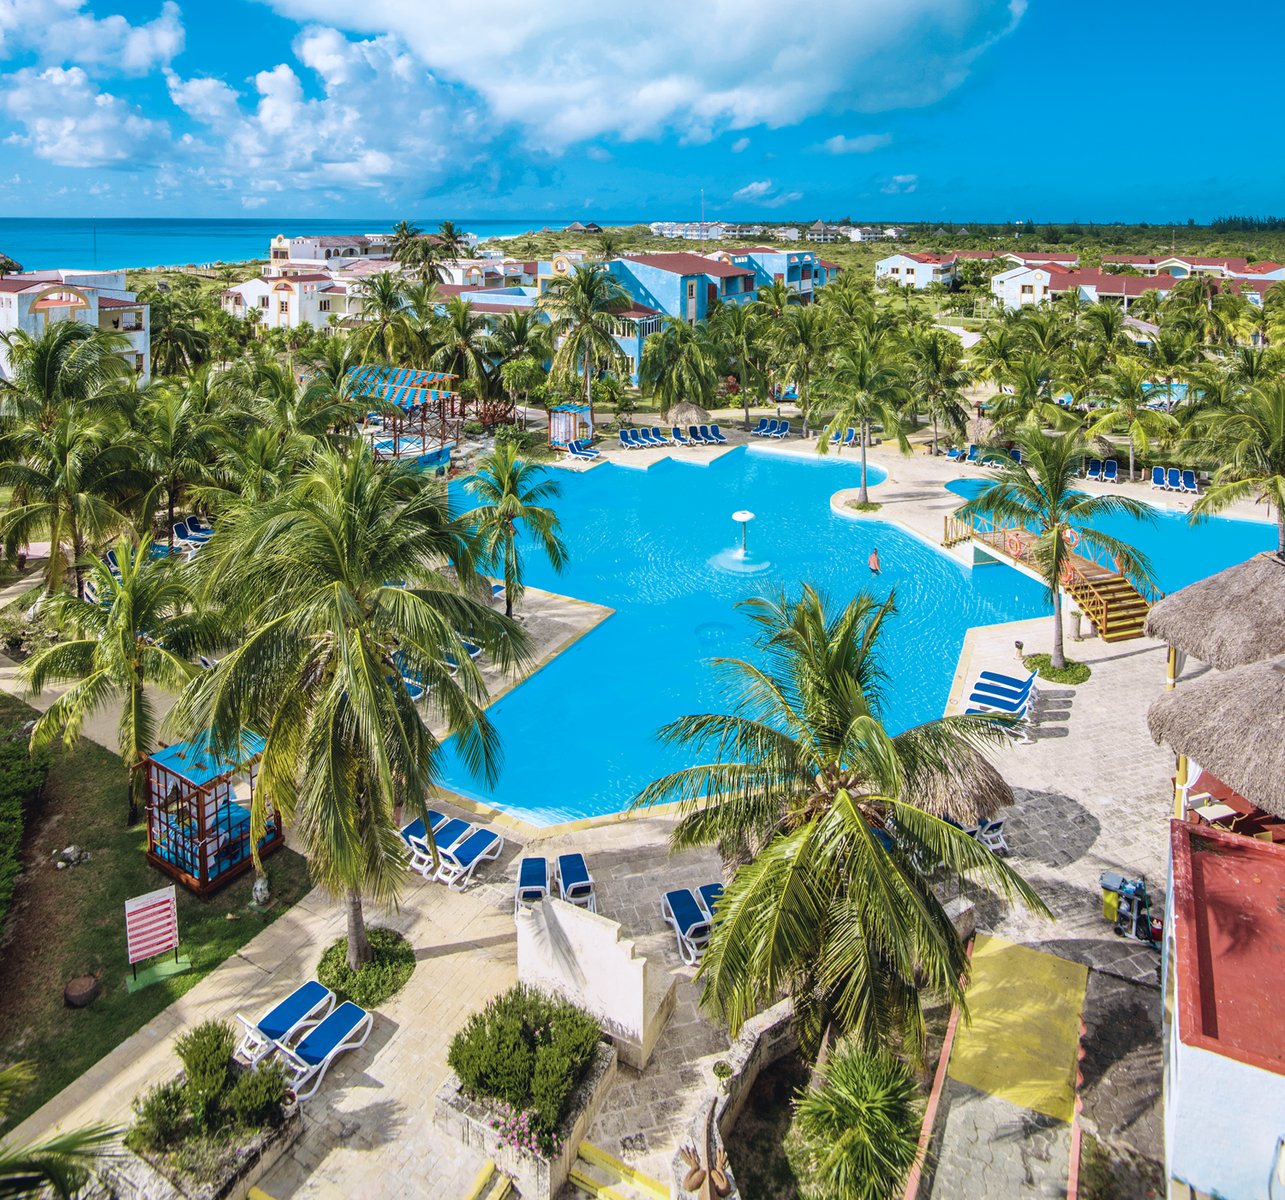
[251, 874, 271, 906]
[64, 974, 101, 1008]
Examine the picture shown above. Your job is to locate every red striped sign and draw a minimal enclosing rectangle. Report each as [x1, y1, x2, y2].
[125, 886, 179, 965]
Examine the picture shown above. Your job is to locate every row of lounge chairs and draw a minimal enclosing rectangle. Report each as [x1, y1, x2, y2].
[1083, 459, 1120, 483]
[947, 445, 1023, 466]
[618, 425, 729, 450]
[234, 980, 372, 1101]
[565, 439, 600, 461]
[1151, 466, 1200, 494]
[400, 811, 504, 890]
[514, 852, 597, 913]
[829, 428, 857, 447]
[750, 418, 792, 439]
[963, 668, 1039, 743]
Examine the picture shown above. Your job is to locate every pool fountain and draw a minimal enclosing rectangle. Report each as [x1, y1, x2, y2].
[709, 509, 773, 575]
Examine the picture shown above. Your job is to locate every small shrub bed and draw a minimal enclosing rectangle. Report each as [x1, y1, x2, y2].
[317, 926, 415, 1009]
[126, 1019, 288, 1186]
[846, 500, 882, 513]
[0, 724, 50, 927]
[1024, 653, 1092, 685]
[447, 984, 601, 1157]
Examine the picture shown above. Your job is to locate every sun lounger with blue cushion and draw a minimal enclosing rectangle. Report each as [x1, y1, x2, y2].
[698, 425, 719, 444]
[977, 669, 1038, 697]
[671, 426, 692, 445]
[1102, 460, 1119, 484]
[696, 882, 724, 923]
[708, 424, 727, 444]
[967, 688, 1033, 717]
[1150, 466, 1166, 489]
[236, 980, 335, 1066]
[556, 853, 597, 911]
[566, 440, 599, 461]
[618, 430, 639, 450]
[436, 827, 504, 890]
[965, 444, 980, 465]
[650, 426, 672, 445]
[829, 428, 844, 446]
[757, 419, 779, 438]
[401, 811, 449, 875]
[688, 425, 709, 445]
[750, 418, 771, 436]
[633, 428, 658, 447]
[946, 446, 963, 461]
[771, 421, 791, 439]
[972, 677, 1036, 706]
[1010, 448, 1023, 465]
[187, 516, 214, 537]
[1181, 469, 1198, 494]
[515, 856, 549, 912]
[1167, 467, 1182, 491]
[1085, 459, 1102, 480]
[273, 1000, 373, 1101]
[660, 888, 712, 966]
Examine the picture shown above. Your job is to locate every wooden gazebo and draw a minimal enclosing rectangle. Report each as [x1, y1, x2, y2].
[142, 731, 282, 896]
[547, 403, 593, 448]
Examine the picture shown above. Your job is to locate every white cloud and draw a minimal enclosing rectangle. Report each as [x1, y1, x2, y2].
[730, 179, 802, 208]
[732, 180, 773, 201]
[165, 72, 242, 125]
[585, 145, 612, 162]
[0, 0, 184, 73]
[881, 173, 919, 194]
[256, 0, 1025, 147]
[730, 136, 750, 153]
[820, 132, 892, 155]
[0, 66, 170, 166]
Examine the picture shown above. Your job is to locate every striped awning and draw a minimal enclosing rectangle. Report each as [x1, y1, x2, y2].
[346, 365, 457, 392]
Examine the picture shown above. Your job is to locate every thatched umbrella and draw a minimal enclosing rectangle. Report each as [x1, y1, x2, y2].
[1144, 552, 1285, 671]
[903, 747, 1013, 825]
[669, 400, 711, 429]
[1147, 657, 1285, 818]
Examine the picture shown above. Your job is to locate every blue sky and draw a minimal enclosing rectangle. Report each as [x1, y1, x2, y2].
[0, 0, 1275, 222]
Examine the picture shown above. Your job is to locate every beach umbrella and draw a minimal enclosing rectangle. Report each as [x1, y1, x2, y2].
[669, 400, 712, 428]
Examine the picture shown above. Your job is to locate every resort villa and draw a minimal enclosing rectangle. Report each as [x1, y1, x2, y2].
[0, 269, 150, 382]
[877, 249, 1081, 290]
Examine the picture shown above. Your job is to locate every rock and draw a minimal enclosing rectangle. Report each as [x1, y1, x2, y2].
[55, 861, 67, 870]
[64, 974, 101, 1008]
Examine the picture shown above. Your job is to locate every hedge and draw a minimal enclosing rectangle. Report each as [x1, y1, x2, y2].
[0, 724, 50, 927]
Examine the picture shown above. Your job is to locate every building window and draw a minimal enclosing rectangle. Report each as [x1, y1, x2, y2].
[1020, 285, 1033, 296]
[319, 299, 331, 313]
[259, 296, 269, 308]
[279, 301, 289, 314]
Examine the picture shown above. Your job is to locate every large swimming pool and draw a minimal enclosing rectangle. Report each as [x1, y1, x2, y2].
[437, 448, 1052, 825]
[942, 478, 1275, 594]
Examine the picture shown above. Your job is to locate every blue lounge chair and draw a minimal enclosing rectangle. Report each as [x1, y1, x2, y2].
[671, 426, 692, 446]
[660, 888, 712, 966]
[973, 678, 1037, 706]
[187, 516, 214, 537]
[515, 856, 549, 912]
[1150, 466, 1166, 489]
[401, 811, 448, 875]
[968, 689, 1033, 718]
[274, 1000, 373, 1101]
[688, 425, 709, 445]
[946, 446, 963, 461]
[567, 440, 599, 461]
[1102, 460, 1119, 484]
[104, 549, 122, 576]
[1085, 459, 1102, 481]
[965, 707, 1031, 743]
[1181, 469, 1199, 495]
[1167, 467, 1182, 491]
[978, 669, 1038, 697]
[977, 818, 1009, 853]
[697, 425, 718, 444]
[1010, 448, 1023, 465]
[405, 817, 474, 880]
[236, 980, 335, 1066]
[757, 419, 779, 439]
[618, 430, 640, 450]
[696, 882, 724, 922]
[650, 426, 672, 446]
[708, 424, 727, 444]
[965, 444, 980, 465]
[750, 418, 771, 436]
[841, 428, 857, 448]
[436, 827, 504, 890]
[556, 853, 597, 912]
[829, 428, 844, 446]
[633, 427, 657, 447]
[771, 421, 791, 439]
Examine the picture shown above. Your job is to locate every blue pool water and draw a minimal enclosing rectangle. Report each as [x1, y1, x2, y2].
[435, 448, 1052, 825]
[942, 478, 1275, 595]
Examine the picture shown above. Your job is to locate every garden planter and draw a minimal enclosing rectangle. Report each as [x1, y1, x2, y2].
[434, 1041, 617, 1200]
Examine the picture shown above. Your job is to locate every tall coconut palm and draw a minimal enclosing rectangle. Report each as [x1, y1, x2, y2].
[0, 1061, 116, 1199]
[632, 588, 1044, 1056]
[428, 298, 497, 397]
[174, 445, 526, 968]
[768, 305, 831, 436]
[466, 445, 568, 618]
[138, 281, 210, 376]
[0, 321, 133, 429]
[1145, 327, 1199, 400]
[399, 278, 442, 365]
[539, 264, 631, 411]
[957, 426, 1155, 668]
[817, 335, 909, 503]
[639, 317, 719, 418]
[709, 301, 766, 430]
[22, 538, 204, 823]
[1078, 300, 1129, 358]
[137, 371, 221, 549]
[752, 279, 799, 319]
[1088, 357, 1177, 481]
[352, 273, 410, 362]
[1186, 378, 1285, 557]
[492, 308, 552, 368]
[905, 328, 970, 456]
[435, 220, 470, 260]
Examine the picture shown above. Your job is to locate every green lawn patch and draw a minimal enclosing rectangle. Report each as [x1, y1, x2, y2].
[846, 501, 882, 513]
[1024, 653, 1092, 685]
[0, 692, 312, 1135]
[317, 926, 415, 1009]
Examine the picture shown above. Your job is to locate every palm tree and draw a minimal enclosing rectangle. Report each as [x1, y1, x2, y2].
[0, 1061, 116, 1199]
[466, 445, 568, 618]
[817, 335, 909, 503]
[539, 264, 631, 411]
[596, 232, 623, 261]
[792, 1041, 922, 1200]
[390, 219, 423, 262]
[1145, 327, 1199, 401]
[639, 318, 719, 418]
[428, 298, 496, 396]
[398, 278, 442, 364]
[137, 371, 220, 548]
[768, 305, 831, 436]
[352, 273, 409, 362]
[1078, 301, 1129, 361]
[632, 588, 1044, 1056]
[492, 308, 551, 368]
[1088, 357, 1177, 481]
[751, 279, 799, 319]
[957, 426, 1155, 668]
[709, 301, 766, 430]
[22, 538, 203, 823]
[174, 445, 526, 968]
[1186, 378, 1285, 557]
[138, 281, 210, 376]
[905, 328, 970, 456]
[435, 221, 470, 260]
[0, 321, 132, 427]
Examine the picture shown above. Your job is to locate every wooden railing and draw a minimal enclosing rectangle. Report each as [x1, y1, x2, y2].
[942, 514, 975, 547]
[1061, 564, 1109, 632]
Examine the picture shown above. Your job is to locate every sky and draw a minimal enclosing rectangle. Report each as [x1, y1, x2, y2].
[0, 0, 1276, 223]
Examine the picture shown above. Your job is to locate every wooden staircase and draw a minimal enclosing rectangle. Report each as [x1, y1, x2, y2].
[1063, 570, 1151, 643]
[566, 1142, 669, 1200]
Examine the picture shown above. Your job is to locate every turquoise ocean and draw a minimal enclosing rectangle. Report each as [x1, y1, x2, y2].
[0, 218, 606, 272]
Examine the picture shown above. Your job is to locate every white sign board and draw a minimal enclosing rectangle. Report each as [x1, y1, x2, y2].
[124, 885, 179, 966]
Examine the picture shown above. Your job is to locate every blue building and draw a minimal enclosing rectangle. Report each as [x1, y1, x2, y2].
[606, 253, 756, 324]
[705, 246, 835, 301]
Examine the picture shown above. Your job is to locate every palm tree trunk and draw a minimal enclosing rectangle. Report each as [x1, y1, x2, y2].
[932, 416, 939, 457]
[168, 487, 176, 551]
[1051, 587, 1066, 670]
[346, 888, 372, 970]
[740, 366, 749, 431]
[1128, 443, 1136, 483]
[1277, 511, 1285, 561]
[858, 425, 870, 505]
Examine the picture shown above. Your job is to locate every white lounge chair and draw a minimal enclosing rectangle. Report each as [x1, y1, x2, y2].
[436, 827, 504, 890]
[400, 810, 449, 876]
[235, 980, 335, 1066]
[660, 888, 712, 966]
[976, 818, 1009, 854]
[515, 856, 550, 913]
[273, 1000, 373, 1101]
[556, 853, 597, 912]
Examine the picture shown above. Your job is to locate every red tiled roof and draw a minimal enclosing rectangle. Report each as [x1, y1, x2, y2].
[96, 296, 140, 308]
[1241, 261, 1283, 274]
[819, 259, 840, 269]
[1101, 254, 1250, 271]
[901, 252, 951, 264]
[0, 277, 37, 292]
[320, 285, 347, 295]
[1046, 271, 1173, 296]
[620, 303, 662, 318]
[621, 253, 752, 278]
[277, 273, 333, 283]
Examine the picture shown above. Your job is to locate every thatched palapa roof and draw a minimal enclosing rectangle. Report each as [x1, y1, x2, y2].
[905, 747, 1013, 825]
[668, 400, 711, 428]
[1144, 552, 1285, 670]
[1147, 657, 1285, 818]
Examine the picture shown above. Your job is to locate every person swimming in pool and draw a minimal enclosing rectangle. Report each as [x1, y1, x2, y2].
[868, 547, 881, 574]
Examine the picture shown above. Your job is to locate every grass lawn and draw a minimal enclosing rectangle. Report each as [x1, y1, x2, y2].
[0, 691, 313, 1134]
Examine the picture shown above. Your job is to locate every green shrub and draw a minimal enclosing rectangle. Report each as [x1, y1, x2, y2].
[462, 419, 485, 435]
[1023, 653, 1092, 685]
[316, 926, 415, 1008]
[448, 984, 600, 1143]
[175, 1020, 235, 1131]
[126, 1079, 189, 1153]
[0, 726, 50, 927]
[225, 1059, 287, 1130]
